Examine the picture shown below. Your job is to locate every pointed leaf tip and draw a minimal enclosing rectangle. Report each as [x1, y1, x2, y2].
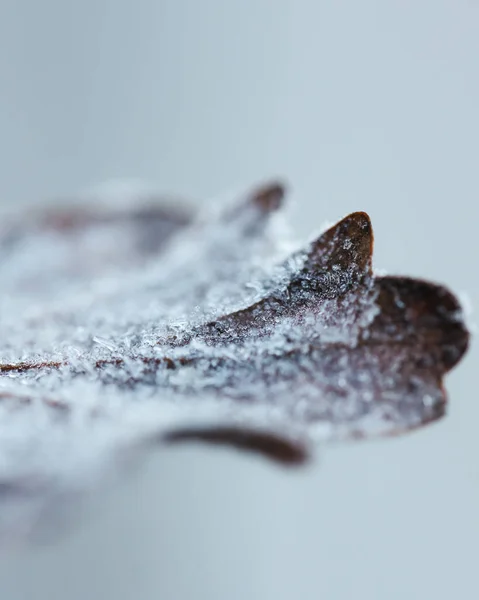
[250, 181, 286, 212]
[163, 426, 308, 465]
[307, 211, 374, 275]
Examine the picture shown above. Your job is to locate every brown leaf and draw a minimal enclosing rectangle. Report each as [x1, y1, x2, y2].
[0, 180, 469, 538]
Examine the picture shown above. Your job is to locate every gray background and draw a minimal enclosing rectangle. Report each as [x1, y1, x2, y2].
[0, 1, 478, 599]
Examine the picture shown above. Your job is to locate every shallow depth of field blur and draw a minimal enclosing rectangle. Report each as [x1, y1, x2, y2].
[0, 2, 478, 599]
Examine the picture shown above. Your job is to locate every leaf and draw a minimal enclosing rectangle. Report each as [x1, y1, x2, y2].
[0, 180, 469, 539]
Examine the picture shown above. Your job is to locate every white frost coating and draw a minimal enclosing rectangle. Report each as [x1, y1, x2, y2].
[0, 182, 309, 536]
[0, 181, 455, 540]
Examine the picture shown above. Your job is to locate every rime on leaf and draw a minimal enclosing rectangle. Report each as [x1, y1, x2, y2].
[0, 180, 469, 539]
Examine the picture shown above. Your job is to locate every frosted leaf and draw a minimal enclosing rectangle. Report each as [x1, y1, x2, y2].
[0, 180, 469, 542]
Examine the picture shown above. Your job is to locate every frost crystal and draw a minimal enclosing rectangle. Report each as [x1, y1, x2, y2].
[0, 180, 469, 541]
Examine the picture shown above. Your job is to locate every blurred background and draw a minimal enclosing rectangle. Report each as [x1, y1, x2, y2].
[0, 1, 478, 598]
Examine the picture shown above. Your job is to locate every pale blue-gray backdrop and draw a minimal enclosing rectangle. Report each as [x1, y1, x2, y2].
[0, 1, 477, 599]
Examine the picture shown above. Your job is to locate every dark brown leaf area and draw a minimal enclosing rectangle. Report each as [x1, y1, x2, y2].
[0, 180, 469, 537]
